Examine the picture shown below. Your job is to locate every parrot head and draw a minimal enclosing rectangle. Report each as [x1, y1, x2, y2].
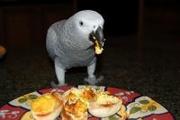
[68, 10, 105, 53]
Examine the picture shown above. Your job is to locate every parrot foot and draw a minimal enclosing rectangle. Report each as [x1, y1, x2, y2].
[84, 75, 104, 85]
[50, 81, 67, 88]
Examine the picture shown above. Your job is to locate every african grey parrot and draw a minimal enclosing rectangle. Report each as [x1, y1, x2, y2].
[46, 10, 105, 87]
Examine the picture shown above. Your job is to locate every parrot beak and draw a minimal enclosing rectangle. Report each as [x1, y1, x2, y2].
[89, 26, 105, 46]
[89, 26, 105, 54]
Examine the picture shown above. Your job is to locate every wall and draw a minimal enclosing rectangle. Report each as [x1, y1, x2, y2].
[0, 3, 74, 50]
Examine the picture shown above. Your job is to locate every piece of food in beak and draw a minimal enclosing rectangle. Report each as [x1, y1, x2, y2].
[95, 40, 104, 55]
[89, 26, 104, 55]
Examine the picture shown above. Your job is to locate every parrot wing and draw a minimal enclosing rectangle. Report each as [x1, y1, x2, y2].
[46, 20, 66, 59]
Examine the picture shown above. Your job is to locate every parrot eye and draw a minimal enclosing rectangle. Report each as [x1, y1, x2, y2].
[79, 21, 84, 26]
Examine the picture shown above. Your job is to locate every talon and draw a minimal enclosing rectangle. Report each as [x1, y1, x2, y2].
[84, 78, 97, 85]
[97, 75, 104, 81]
[50, 81, 65, 88]
[84, 75, 104, 85]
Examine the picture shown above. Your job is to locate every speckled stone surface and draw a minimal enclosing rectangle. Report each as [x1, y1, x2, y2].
[0, 35, 179, 119]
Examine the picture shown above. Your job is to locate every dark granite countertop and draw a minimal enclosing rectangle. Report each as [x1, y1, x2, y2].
[0, 35, 179, 119]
